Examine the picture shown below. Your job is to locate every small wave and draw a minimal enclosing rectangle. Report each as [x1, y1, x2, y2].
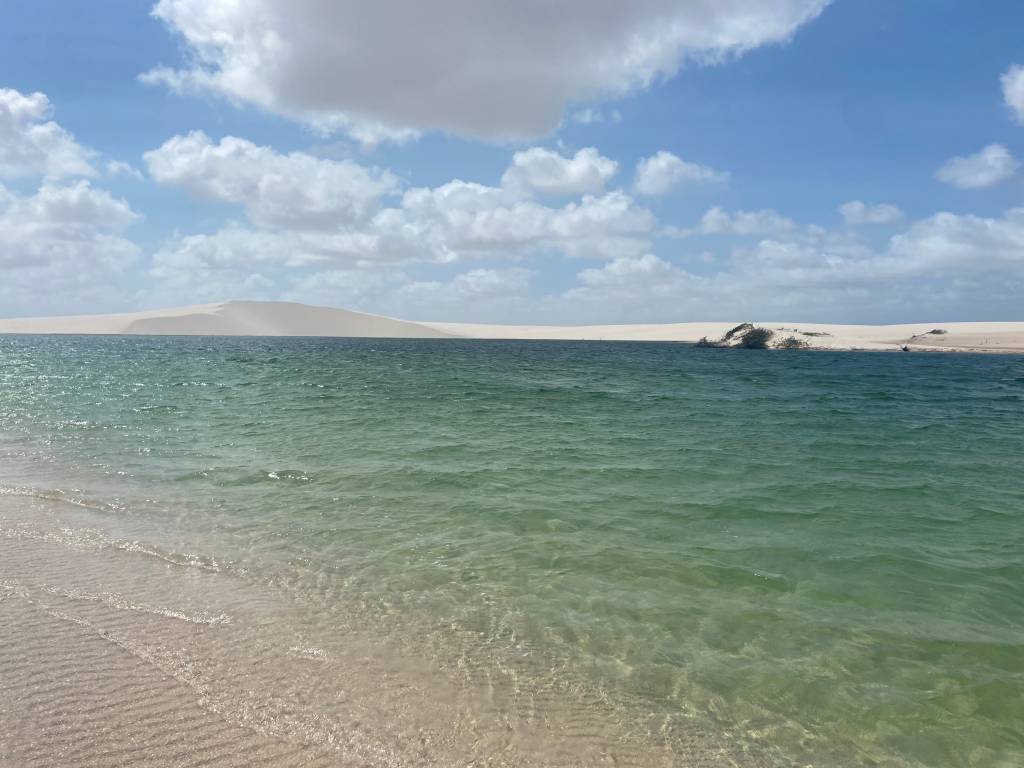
[266, 470, 312, 482]
[115, 539, 227, 572]
[0, 484, 119, 515]
[132, 404, 180, 413]
[39, 584, 231, 626]
[0, 524, 229, 574]
[171, 469, 314, 486]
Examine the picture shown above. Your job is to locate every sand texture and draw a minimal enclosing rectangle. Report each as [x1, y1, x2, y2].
[0, 493, 762, 768]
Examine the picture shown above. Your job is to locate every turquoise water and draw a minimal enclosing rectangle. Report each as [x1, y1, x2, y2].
[1, 335, 1022, 766]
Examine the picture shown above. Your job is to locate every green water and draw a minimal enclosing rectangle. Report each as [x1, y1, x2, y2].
[1, 335, 1022, 766]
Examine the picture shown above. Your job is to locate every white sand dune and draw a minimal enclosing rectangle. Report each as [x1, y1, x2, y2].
[428, 320, 1024, 353]
[0, 300, 1022, 352]
[0, 300, 453, 339]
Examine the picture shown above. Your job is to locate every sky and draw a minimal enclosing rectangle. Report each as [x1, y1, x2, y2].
[1, 0, 1023, 324]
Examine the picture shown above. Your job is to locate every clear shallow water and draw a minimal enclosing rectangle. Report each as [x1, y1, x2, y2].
[1, 335, 1022, 766]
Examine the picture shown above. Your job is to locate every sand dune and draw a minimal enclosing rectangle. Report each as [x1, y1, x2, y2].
[0, 301, 453, 339]
[0, 301, 1022, 352]
[429, 320, 1024, 353]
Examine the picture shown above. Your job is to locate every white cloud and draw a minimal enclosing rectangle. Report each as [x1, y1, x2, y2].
[633, 151, 728, 196]
[0, 181, 138, 267]
[400, 267, 533, 300]
[698, 206, 796, 235]
[838, 200, 904, 226]
[1002, 64, 1024, 125]
[284, 268, 408, 309]
[571, 108, 622, 126]
[145, 181, 653, 313]
[362, 185, 653, 262]
[143, 193, 1024, 324]
[106, 160, 145, 180]
[391, 267, 537, 322]
[381, 267, 536, 321]
[576, 253, 682, 287]
[935, 143, 1018, 189]
[144, 131, 398, 229]
[501, 147, 617, 197]
[890, 208, 1024, 270]
[0, 180, 140, 314]
[143, 0, 829, 141]
[0, 89, 145, 314]
[151, 226, 327, 277]
[147, 131, 656, 281]
[0, 88, 96, 179]
[563, 254, 701, 321]
[556, 208, 1024, 323]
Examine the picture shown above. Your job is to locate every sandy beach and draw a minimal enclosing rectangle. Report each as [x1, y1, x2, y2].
[0, 491, 745, 768]
[0, 300, 1022, 353]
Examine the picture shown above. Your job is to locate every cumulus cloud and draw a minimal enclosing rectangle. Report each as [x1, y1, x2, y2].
[400, 267, 533, 301]
[151, 181, 654, 281]
[0, 88, 147, 314]
[144, 131, 398, 229]
[575, 254, 685, 289]
[697, 206, 796, 235]
[146, 131, 656, 290]
[0, 180, 140, 314]
[634, 151, 727, 196]
[563, 254, 707, 322]
[501, 147, 617, 197]
[890, 208, 1024, 270]
[284, 268, 409, 310]
[0, 180, 138, 267]
[143, 0, 829, 141]
[0, 88, 96, 179]
[394, 184, 652, 262]
[838, 200, 904, 226]
[385, 268, 539, 321]
[106, 160, 145, 180]
[935, 143, 1018, 189]
[556, 208, 1024, 323]
[1002, 64, 1024, 125]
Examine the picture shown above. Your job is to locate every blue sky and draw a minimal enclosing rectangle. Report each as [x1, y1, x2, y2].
[1, 0, 1022, 322]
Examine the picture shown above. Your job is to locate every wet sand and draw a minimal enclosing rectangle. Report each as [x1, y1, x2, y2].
[0, 492, 765, 768]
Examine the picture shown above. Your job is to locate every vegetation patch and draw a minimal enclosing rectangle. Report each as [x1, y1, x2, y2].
[695, 336, 725, 348]
[740, 327, 775, 349]
[696, 324, 781, 350]
[723, 322, 755, 341]
[776, 335, 810, 349]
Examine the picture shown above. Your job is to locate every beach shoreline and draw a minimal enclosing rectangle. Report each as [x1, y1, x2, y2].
[0, 300, 1021, 354]
[0, 489, 761, 768]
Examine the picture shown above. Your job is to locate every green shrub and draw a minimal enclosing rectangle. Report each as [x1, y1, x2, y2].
[695, 336, 724, 348]
[740, 327, 775, 349]
[723, 322, 754, 341]
[776, 335, 809, 349]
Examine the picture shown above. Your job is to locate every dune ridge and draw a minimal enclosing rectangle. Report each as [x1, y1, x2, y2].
[0, 300, 1022, 352]
[0, 301, 453, 339]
